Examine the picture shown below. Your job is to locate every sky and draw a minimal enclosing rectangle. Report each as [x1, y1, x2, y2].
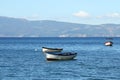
[0, 0, 120, 24]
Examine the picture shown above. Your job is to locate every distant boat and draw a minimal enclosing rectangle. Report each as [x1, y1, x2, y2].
[45, 52, 77, 60]
[104, 41, 113, 46]
[42, 47, 63, 53]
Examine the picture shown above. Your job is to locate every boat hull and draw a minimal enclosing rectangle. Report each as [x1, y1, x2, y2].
[46, 52, 77, 60]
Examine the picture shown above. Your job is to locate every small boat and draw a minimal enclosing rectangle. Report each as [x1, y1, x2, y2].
[45, 52, 77, 60]
[42, 47, 63, 53]
[104, 41, 113, 46]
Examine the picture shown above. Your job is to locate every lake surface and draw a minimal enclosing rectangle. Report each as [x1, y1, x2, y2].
[0, 37, 120, 80]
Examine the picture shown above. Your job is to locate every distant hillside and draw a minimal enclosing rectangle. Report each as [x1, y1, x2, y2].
[0, 16, 120, 37]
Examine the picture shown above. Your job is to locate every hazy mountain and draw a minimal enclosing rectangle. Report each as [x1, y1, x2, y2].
[0, 16, 120, 37]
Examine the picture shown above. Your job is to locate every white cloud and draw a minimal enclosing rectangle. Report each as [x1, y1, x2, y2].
[106, 13, 120, 18]
[73, 11, 90, 18]
[97, 12, 120, 18]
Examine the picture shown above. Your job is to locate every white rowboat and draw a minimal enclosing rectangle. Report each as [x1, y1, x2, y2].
[42, 47, 63, 53]
[104, 41, 113, 46]
[45, 52, 77, 60]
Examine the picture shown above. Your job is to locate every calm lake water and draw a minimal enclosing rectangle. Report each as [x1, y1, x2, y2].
[0, 37, 120, 80]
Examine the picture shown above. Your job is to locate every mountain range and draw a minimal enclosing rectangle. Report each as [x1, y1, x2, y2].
[0, 16, 120, 37]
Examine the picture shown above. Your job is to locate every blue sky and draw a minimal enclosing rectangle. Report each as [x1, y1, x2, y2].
[0, 0, 120, 24]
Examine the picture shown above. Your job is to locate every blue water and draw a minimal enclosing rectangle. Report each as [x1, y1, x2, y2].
[0, 37, 120, 80]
